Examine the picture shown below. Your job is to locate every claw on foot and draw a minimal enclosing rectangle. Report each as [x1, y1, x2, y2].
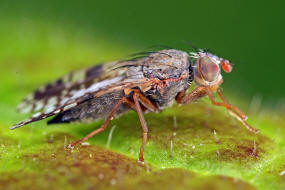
[67, 143, 74, 149]
[137, 159, 145, 165]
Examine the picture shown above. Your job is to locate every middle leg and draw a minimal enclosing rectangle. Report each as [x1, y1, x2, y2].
[133, 92, 149, 162]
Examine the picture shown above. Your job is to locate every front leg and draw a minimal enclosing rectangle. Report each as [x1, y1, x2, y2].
[176, 86, 258, 133]
[206, 89, 258, 133]
[176, 86, 207, 104]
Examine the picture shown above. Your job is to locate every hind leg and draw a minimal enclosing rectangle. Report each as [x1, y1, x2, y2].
[68, 97, 134, 147]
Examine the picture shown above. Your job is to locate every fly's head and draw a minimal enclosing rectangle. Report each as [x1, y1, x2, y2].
[190, 51, 232, 87]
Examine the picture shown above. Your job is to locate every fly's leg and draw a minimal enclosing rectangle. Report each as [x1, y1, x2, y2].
[124, 88, 158, 112]
[133, 92, 148, 163]
[68, 97, 134, 148]
[176, 86, 258, 133]
[217, 89, 247, 120]
[125, 88, 158, 162]
[206, 89, 259, 133]
[132, 91, 158, 163]
[133, 90, 159, 112]
[176, 86, 207, 104]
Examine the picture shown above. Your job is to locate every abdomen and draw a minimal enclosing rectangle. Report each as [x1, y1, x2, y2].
[48, 91, 129, 124]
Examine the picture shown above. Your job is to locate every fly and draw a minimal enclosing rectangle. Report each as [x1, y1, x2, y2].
[11, 48, 258, 162]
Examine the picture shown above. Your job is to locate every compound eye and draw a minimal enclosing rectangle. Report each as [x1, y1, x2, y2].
[200, 56, 220, 82]
[221, 59, 232, 73]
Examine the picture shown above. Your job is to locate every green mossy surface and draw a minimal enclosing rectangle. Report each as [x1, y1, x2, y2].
[0, 18, 285, 190]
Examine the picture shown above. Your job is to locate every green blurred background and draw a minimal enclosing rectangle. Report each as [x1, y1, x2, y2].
[0, 0, 284, 107]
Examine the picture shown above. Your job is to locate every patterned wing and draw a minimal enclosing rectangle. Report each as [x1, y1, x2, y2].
[12, 61, 137, 129]
[17, 64, 105, 114]
[11, 77, 135, 129]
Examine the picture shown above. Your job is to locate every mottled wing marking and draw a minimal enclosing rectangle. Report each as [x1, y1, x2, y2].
[17, 64, 104, 114]
[11, 76, 136, 129]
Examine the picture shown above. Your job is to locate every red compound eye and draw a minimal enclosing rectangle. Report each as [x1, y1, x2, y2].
[221, 60, 232, 73]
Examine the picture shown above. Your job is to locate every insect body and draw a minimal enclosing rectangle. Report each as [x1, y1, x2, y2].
[12, 49, 258, 162]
